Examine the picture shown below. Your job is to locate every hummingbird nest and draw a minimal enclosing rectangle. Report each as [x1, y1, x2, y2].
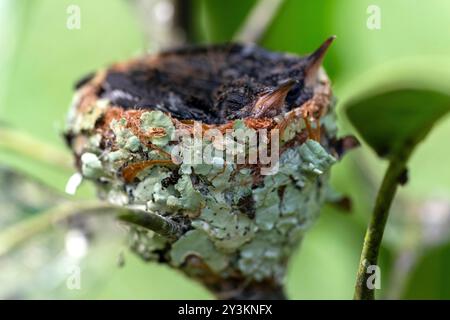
[65, 37, 351, 299]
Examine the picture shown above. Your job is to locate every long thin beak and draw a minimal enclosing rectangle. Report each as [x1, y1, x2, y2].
[304, 36, 336, 86]
[251, 79, 297, 117]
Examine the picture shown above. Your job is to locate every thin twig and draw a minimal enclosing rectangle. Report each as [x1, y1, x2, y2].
[0, 201, 108, 257]
[233, 0, 285, 43]
[118, 209, 183, 240]
[0, 201, 182, 257]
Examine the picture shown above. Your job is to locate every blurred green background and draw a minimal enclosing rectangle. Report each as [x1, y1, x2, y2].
[1, 0, 450, 299]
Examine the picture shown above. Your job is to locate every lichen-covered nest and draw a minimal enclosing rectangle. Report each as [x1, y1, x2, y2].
[65, 38, 350, 299]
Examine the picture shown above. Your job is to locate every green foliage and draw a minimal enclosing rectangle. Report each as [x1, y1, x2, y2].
[342, 66, 450, 299]
[346, 88, 450, 160]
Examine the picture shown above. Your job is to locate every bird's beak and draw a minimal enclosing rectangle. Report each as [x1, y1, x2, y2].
[251, 79, 297, 117]
[304, 36, 336, 87]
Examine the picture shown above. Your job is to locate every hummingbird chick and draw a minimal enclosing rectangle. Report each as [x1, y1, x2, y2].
[219, 36, 335, 121]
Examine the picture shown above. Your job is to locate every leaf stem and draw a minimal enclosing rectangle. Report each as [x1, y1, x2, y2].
[353, 157, 408, 300]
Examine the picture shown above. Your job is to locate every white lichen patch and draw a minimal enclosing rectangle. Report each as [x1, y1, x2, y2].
[80, 152, 103, 179]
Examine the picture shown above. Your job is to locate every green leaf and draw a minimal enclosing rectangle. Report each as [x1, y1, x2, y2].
[343, 64, 450, 161]
[346, 89, 450, 160]
[344, 64, 450, 299]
